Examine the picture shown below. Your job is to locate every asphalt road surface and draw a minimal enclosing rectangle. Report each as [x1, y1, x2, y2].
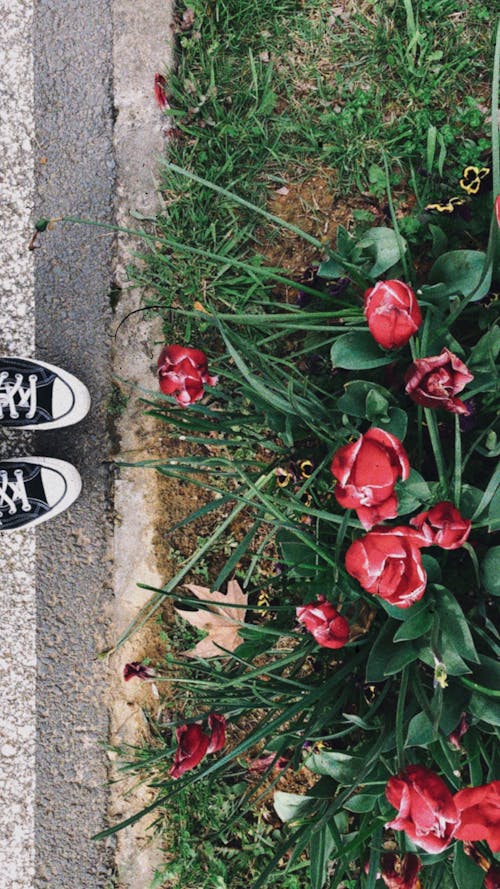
[33, 1, 116, 886]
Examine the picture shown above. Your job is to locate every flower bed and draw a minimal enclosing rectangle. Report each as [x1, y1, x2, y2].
[105, 20, 500, 889]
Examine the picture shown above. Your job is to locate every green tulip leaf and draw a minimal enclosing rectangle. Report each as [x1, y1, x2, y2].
[421, 555, 441, 584]
[468, 325, 500, 371]
[394, 601, 433, 641]
[357, 226, 406, 277]
[376, 407, 408, 441]
[435, 586, 480, 664]
[428, 249, 490, 301]
[337, 381, 394, 418]
[460, 485, 485, 519]
[453, 842, 485, 889]
[406, 712, 434, 747]
[317, 256, 347, 279]
[310, 823, 336, 889]
[344, 794, 379, 813]
[470, 655, 500, 692]
[331, 332, 395, 370]
[395, 469, 431, 514]
[305, 750, 363, 784]
[469, 692, 500, 726]
[481, 546, 500, 596]
[366, 621, 399, 678]
[488, 489, 500, 531]
[365, 388, 390, 422]
[383, 640, 420, 675]
[274, 791, 315, 823]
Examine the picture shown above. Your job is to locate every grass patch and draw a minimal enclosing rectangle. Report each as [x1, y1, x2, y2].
[151, 782, 308, 889]
[135, 0, 495, 328]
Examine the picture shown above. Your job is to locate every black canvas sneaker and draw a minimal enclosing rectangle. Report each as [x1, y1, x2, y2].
[0, 357, 90, 429]
[0, 458, 82, 531]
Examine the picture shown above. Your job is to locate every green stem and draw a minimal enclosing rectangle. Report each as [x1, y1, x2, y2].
[424, 407, 447, 492]
[334, 509, 351, 583]
[471, 463, 500, 520]
[383, 154, 414, 287]
[492, 20, 500, 200]
[459, 677, 500, 698]
[462, 542, 481, 589]
[367, 824, 383, 889]
[417, 405, 423, 472]
[454, 414, 462, 506]
[396, 667, 409, 771]
[61, 215, 329, 299]
[420, 307, 431, 354]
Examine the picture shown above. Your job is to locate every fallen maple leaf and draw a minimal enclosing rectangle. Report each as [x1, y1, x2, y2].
[175, 580, 248, 658]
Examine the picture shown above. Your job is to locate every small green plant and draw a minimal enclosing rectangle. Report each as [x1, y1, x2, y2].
[150, 782, 308, 889]
[108, 382, 129, 418]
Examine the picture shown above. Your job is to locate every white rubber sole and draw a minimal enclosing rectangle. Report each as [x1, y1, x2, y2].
[9, 356, 91, 430]
[0, 457, 82, 531]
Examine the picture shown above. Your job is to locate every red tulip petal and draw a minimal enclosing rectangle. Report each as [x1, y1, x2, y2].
[207, 714, 226, 753]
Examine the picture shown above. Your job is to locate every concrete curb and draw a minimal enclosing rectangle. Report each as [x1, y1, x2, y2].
[110, 2, 174, 886]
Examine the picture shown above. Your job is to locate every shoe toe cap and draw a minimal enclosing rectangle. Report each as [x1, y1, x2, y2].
[51, 377, 75, 420]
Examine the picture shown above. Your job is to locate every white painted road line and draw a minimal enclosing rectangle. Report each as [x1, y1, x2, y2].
[0, 1, 36, 887]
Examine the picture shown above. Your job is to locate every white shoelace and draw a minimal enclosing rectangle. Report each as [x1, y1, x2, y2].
[0, 372, 37, 420]
[0, 469, 31, 518]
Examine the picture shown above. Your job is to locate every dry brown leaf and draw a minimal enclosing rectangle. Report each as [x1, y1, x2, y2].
[175, 580, 248, 658]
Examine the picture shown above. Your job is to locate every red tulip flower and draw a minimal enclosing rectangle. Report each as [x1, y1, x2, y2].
[380, 853, 422, 889]
[296, 597, 349, 649]
[404, 348, 473, 414]
[410, 501, 471, 550]
[206, 713, 226, 754]
[330, 427, 410, 530]
[345, 526, 427, 608]
[495, 195, 500, 229]
[123, 662, 155, 681]
[448, 712, 469, 750]
[158, 344, 218, 407]
[154, 73, 169, 109]
[169, 713, 226, 778]
[385, 765, 460, 853]
[169, 723, 209, 778]
[364, 280, 422, 350]
[453, 780, 500, 853]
